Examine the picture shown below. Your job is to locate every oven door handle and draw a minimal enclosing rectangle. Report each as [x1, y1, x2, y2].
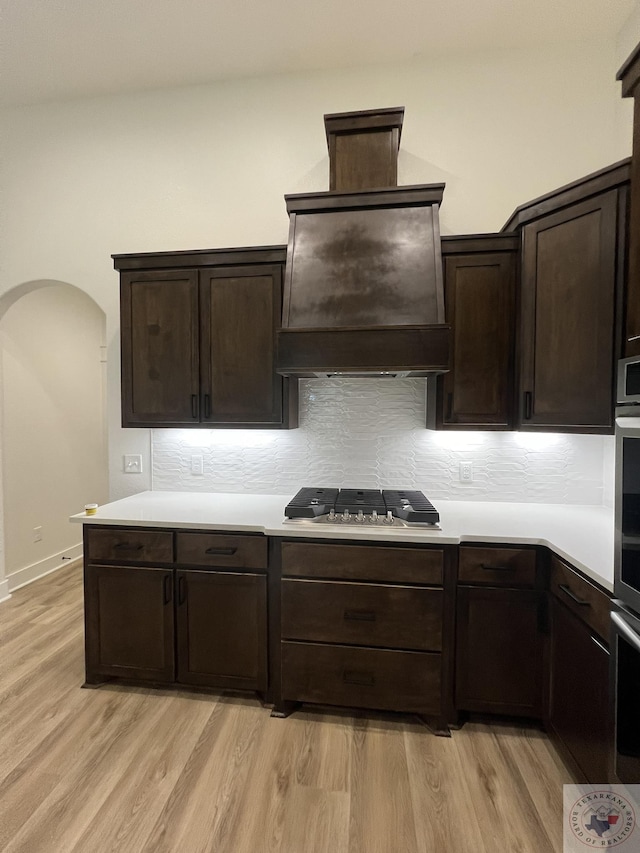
[611, 611, 640, 654]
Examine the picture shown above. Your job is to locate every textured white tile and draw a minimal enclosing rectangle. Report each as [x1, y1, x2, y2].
[151, 377, 608, 504]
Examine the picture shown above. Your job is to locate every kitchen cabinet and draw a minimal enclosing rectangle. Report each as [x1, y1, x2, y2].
[547, 554, 613, 782]
[274, 540, 455, 732]
[114, 246, 298, 429]
[617, 44, 640, 358]
[503, 161, 630, 433]
[85, 562, 176, 683]
[455, 546, 544, 716]
[83, 526, 268, 693]
[429, 234, 518, 430]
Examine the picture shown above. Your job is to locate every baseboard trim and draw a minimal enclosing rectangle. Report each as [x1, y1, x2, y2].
[0, 578, 10, 603]
[7, 543, 83, 593]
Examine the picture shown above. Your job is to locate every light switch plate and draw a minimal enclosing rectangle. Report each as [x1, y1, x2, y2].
[123, 454, 143, 474]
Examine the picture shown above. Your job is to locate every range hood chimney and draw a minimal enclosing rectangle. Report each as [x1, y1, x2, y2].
[276, 106, 451, 378]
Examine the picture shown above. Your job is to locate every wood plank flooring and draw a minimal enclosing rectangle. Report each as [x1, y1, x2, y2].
[0, 562, 573, 852]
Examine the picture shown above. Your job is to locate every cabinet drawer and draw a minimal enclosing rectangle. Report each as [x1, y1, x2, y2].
[281, 542, 443, 585]
[458, 546, 537, 586]
[281, 641, 441, 714]
[281, 579, 442, 650]
[176, 532, 267, 570]
[85, 527, 174, 564]
[549, 555, 611, 641]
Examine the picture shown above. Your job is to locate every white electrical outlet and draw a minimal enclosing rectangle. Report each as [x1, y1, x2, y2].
[459, 462, 473, 482]
[191, 455, 204, 476]
[123, 454, 143, 474]
[33, 526, 42, 542]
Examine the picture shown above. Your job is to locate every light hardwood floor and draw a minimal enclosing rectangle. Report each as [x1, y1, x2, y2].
[0, 562, 573, 852]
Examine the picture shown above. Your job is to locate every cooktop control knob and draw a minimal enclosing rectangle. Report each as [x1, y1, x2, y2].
[383, 510, 394, 524]
[342, 509, 350, 522]
[328, 509, 336, 521]
[369, 510, 378, 523]
[355, 509, 364, 523]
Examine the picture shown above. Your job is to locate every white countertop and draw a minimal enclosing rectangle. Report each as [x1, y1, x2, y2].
[70, 491, 614, 592]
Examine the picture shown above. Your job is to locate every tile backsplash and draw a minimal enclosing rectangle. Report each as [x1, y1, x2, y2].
[152, 378, 613, 505]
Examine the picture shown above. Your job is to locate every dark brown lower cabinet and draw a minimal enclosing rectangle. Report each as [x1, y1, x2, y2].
[548, 595, 612, 783]
[175, 569, 267, 691]
[275, 541, 453, 730]
[85, 564, 175, 683]
[281, 641, 442, 714]
[85, 564, 267, 692]
[455, 586, 543, 716]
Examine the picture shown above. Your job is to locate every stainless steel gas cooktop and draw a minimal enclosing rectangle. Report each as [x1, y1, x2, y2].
[283, 488, 440, 528]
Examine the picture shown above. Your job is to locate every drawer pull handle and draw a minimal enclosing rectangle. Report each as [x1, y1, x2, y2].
[343, 670, 375, 687]
[524, 391, 533, 420]
[191, 394, 198, 419]
[163, 574, 172, 605]
[114, 543, 144, 552]
[204, 547, 237, 556]
[344, 609, 376, 622]
[204, 394, 211, 419]
[481, 564, 514, 572]
[559, 584, 590, 607]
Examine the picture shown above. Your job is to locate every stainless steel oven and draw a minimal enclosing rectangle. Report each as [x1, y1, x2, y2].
[613, 381, 640, 782]
[614, 408, 640, 615]
[611, 601, 640, 783]
[617, 355, 640, 405]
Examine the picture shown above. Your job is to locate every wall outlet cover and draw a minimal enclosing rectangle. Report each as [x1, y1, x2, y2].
[459, 462, 473, 482]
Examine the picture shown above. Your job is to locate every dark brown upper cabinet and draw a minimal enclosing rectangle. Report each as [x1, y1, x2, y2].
[503, 160, 630, 434]
[618, 43, 640, 357]
[115, 246, 298, 429]
[428, 234, 518, 430]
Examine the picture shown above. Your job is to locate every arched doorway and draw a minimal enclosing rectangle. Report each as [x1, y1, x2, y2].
[0, 280, 108, 594]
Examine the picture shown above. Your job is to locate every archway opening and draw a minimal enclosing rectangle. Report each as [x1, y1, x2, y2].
[0, 280, 108, 591]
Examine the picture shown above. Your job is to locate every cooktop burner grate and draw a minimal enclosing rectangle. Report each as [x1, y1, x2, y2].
[335, 489, 386, 514]
[284, 487, 439, 525]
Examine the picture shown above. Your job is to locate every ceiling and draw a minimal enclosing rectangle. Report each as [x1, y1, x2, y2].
[1, 0, 636, 107]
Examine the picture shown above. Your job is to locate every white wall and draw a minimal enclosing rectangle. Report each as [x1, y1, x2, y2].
[615, 3, 640, 155]
[0, 37, 633, 527]
[0, 284, 108, 590]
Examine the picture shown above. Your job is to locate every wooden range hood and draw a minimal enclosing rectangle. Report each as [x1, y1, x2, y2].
[276, 107, 451, 378]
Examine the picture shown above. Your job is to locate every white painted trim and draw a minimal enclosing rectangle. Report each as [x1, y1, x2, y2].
[0, 579, 11, 603]
[7, 543, 83, 592]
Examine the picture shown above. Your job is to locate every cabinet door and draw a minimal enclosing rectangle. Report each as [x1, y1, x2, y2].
[455, 587, 543, 716]
[519, 191, 619, 431]
[438, 251, 516, 428]
[199, 265, 284, 425]
[120, 270, 200, 425]
[175, 570, 267, 691]
[85, 565, 175, 682]
[548, 596, 612, 783]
